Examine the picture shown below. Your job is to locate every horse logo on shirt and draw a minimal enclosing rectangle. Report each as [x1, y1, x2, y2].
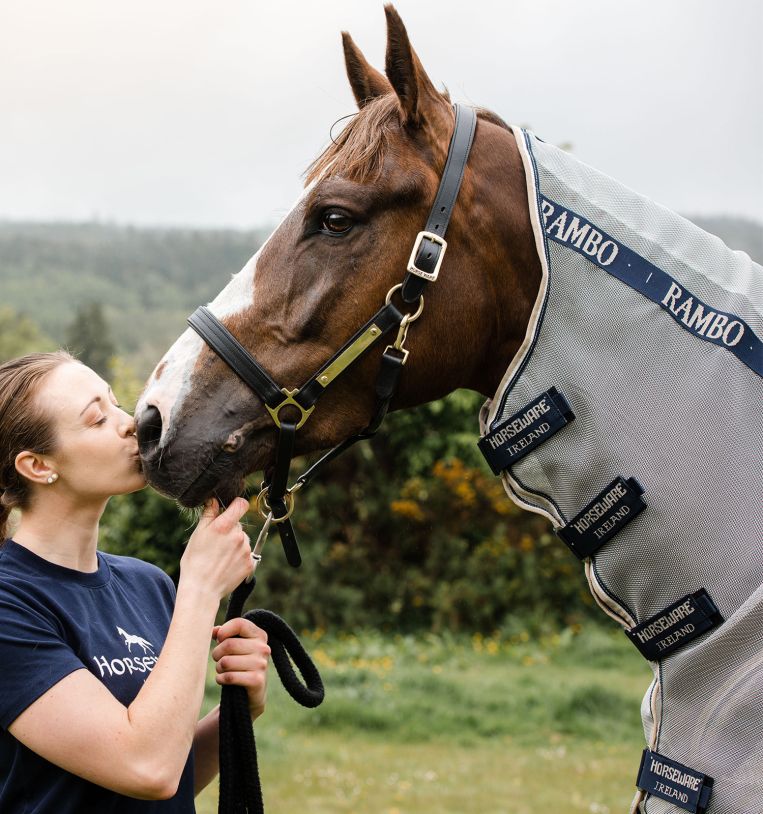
[116, 626, 155, 654]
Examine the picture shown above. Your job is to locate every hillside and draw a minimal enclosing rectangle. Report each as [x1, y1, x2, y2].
[0, 222, 267, 375]
[1, 215, 760, 377]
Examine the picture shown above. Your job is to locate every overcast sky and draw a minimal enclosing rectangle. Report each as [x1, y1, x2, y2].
[1, 0, 761, 229]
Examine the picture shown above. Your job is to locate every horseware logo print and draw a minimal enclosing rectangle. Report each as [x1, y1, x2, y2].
[116, 625, 155, 654]
[91, 625, 159, 679]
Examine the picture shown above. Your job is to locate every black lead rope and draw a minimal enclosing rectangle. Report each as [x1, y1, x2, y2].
[218, 579, 325, 814]
[214, 328, 406, 814]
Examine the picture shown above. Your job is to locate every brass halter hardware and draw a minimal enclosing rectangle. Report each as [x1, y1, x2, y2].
[384, 282, 425, 320]
[384, 283, 425, 363]
[265, 388, 315, 430]
[256, 486, 296, 523]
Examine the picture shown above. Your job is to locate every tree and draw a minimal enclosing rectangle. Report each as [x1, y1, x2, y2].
[64, 302, 115, 378]
[0, 307, 55, 362]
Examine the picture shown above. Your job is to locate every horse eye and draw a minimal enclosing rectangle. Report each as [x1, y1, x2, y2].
[321, 211, 354, 234]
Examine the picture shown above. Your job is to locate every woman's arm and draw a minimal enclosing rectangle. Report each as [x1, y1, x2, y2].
[193, 706, 221, 795]
[193, 617, 270, 796]
[8, 498, 256, 800]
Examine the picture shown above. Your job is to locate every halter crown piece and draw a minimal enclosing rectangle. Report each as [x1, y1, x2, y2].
[188, 104, 477, 566]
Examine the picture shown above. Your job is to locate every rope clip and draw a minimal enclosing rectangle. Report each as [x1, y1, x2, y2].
[247, 512, 271, 582]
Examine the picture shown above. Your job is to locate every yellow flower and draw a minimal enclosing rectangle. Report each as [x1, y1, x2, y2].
[390, 499, 426, 522]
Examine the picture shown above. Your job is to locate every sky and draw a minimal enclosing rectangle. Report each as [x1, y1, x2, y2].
[1, 0, 761, 229]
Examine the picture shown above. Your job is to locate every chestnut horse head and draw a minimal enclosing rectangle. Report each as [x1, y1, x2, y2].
[135, 5, 540, 507]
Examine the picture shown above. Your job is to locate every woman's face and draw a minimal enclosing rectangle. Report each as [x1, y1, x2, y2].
[34, 362, 146, 500]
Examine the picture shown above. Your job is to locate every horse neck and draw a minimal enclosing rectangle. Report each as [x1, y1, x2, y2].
[445, 121, 541, 400]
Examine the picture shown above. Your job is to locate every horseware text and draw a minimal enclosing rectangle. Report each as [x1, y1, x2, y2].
[486, 397, 551, 449]
[92, 654, 159, 678]
[558, 477, 645, 559]
[478, 388, 574, 475]
[627, 590, 723, 660]
[635, 599, 695, 645]
[650, 757, 702, 792]
[570, 482, 628, 534]
[638, 749, 712, 812]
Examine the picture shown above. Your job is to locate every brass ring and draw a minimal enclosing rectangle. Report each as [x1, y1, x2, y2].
[384, 283, 425, 321]
[385, 282, 403, 304]
[255, 487, 296, 524]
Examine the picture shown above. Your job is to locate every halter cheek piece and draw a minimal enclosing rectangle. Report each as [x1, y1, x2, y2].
[187, 104, 477, 566]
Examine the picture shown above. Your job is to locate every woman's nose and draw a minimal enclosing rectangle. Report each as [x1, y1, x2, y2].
[120, 412, 137, 438]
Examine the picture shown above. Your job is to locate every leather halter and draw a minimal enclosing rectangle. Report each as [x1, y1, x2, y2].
[187, 104, 477, 566]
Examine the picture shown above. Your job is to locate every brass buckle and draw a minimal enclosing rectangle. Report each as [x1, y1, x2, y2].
[255, 486, 296, 524]
[406, 230, 447, 282]
[265, 388, 315, 430]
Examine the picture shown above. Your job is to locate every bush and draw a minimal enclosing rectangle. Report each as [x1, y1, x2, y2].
[101, 390, 600, 633]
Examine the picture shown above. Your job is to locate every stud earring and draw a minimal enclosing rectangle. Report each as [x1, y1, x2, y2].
[46, 473, 58, 484]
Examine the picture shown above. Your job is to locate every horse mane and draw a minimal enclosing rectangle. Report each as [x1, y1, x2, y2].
[305, 95, 510, 185]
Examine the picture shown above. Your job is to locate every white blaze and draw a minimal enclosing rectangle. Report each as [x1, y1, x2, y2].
[136, 251, 260, 444]
[136, 182, 316, 445]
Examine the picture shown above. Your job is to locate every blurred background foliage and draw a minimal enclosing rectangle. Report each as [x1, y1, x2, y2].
[99, 387, 597, 633]
[2, 217, 760, 633]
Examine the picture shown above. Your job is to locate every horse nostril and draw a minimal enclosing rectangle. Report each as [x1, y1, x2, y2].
[136, 405, 163, 455]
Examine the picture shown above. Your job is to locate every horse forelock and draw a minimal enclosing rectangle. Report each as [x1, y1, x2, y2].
[306, 94, 402, 185]
[306, 96, 509, 187]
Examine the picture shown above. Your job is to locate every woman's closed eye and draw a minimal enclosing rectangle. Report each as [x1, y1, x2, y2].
[94, 403, 121, 426]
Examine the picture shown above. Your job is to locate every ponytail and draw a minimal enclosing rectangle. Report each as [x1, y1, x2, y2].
[0, 351, 77, 541]
[0, 497, 15, 543]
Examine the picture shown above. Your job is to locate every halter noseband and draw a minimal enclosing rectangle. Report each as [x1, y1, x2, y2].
[187, 104, 477, 566]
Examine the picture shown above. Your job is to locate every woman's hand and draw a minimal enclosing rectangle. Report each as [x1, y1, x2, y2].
[212, 619, 270, 719]
[181, 498, 254, 600]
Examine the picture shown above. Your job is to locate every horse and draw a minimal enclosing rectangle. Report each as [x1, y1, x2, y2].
[134, 6, 763, 813]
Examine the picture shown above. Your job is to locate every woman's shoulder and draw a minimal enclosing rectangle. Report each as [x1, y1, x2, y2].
[99, 552, 176, 596]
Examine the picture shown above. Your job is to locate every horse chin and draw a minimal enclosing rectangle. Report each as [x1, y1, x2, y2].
[177, 467, 248, 509]
[154, 418, 354, 508]
[175, 429, 277, 508]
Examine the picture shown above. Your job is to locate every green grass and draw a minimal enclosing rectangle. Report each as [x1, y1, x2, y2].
[196, 627, 652, 813]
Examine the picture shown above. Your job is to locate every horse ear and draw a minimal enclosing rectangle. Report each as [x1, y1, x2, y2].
[383, 4, 447, 128]
[342, 31, 391, 108]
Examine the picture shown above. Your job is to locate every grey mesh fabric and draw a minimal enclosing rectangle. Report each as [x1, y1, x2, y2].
[479, 128, 763, 813]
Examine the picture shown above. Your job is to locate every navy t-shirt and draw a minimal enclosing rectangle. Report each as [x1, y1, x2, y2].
[0, 539, 196, 813]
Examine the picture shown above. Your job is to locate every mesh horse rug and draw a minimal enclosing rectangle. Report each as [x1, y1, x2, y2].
[479, 128, 763, 814]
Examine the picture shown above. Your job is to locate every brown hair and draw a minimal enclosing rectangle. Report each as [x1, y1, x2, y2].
[306, 94, 402, 185]
[0, 351, 77, 540]
[305, 97, 508, 187]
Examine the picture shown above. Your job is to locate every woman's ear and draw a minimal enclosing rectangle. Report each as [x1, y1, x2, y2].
[14, 451, 58, 487]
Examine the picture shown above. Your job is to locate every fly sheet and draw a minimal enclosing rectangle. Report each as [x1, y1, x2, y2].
[479, 128, 763, 814]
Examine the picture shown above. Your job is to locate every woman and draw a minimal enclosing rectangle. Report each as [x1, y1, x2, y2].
[0, 350, 269, 811]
